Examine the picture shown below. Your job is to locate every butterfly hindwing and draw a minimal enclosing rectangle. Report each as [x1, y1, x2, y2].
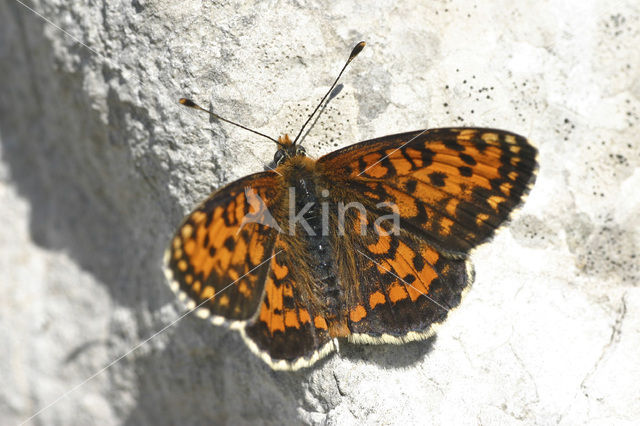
[164, 172, 281, 324]
[327, 201, 471, 342]
[242, 236, 336, 369]
[318, 128, 538, 255]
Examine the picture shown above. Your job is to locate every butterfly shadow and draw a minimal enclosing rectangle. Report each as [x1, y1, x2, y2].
[336, 335, 438, 368]
[121, 314, 440, 424]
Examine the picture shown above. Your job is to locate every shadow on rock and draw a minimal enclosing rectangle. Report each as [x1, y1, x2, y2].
[1, 3, 187, 311]
[338, 335, 437, 368]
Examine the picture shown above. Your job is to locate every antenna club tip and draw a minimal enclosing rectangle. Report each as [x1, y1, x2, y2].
[349, 41, 366, 59]
[179, 98, 197, 107]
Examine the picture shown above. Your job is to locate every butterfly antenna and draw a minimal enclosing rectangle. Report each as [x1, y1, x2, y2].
[179, 98, 284, 147]
[292, 41, 366, 146]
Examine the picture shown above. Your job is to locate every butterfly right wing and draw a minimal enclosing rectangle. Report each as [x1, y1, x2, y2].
[317, 128, 537, 341]
[329, 205, 471, 342]
[318, 128, 538, 255]
[164, 172, 282, 326]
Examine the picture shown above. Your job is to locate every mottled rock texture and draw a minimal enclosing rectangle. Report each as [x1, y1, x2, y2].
[1, 1, 638, 424]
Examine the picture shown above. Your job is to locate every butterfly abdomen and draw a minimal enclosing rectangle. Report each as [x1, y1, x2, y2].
[281, 157, 343, 317]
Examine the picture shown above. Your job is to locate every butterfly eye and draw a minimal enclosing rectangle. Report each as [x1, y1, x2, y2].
[273, 149, 287, 165]
[296, 146, 307, 156]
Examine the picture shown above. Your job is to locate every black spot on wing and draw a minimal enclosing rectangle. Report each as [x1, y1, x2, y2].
[404, 179, 418, 193]
[428, 172, 447, 187]
[224, 236, 235, 251]
[458, 166, 472, 177]
[459, 152, 477, 165]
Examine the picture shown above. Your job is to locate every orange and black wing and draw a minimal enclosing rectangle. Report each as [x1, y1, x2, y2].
[241, 235, 337, 370]
[165, 172, 337, 369]
[318, 128, 538, 256]
[164, 172, 282, 326]
[330, 206, 470, 341]
[318, 128, 537, 340]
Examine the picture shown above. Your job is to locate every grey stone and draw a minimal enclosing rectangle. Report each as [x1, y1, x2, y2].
[1, 1, 639, 424]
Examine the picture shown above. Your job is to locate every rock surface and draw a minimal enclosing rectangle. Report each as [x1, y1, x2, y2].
[1, 0, 639, 424]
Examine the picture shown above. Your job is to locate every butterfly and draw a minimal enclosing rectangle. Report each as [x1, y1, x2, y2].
[164, 42, 538, 370]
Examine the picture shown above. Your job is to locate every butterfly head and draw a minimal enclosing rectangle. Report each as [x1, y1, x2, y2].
[273, 134, 307, 166]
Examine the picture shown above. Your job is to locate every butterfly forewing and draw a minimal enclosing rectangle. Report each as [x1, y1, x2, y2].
[164, 172, 281, 323]
[318, 128, 538, 255]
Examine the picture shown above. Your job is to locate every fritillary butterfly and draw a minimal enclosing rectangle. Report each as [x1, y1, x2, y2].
[164, 42, 538, 370]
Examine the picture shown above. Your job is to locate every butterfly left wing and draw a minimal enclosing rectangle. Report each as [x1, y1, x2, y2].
[165, 172, 338, 369]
